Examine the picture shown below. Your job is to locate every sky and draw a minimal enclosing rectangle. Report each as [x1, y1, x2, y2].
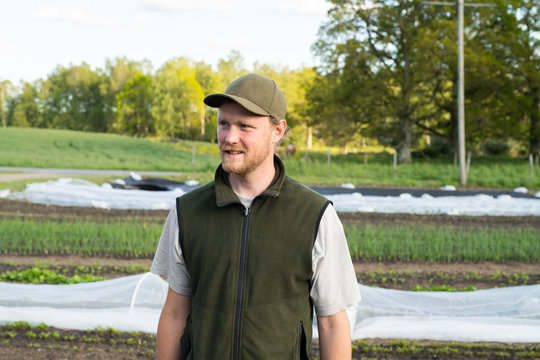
[0, 0, 331, 84]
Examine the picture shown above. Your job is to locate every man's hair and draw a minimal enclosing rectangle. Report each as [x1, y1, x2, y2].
[269, 116, 290, 146]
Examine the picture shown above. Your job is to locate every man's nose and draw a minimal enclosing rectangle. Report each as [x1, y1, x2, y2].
[225, 126, 240, 143]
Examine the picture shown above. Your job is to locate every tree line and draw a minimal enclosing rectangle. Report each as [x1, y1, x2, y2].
[0, 51, 316, 146]
[0, 0, 538, 163]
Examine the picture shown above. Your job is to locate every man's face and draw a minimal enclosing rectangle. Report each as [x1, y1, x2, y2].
[217, 102, 277, 176]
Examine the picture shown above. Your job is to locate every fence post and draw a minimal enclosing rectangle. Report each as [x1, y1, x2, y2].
[393, 151, 397, 178]
[454, 152, 457, 168]
[364, 152, 368, 165]
[530, 153, 534, 179]
[192, 145, 196, 173]
[466, 151, 471, 176]
[327, 147, 331, 178]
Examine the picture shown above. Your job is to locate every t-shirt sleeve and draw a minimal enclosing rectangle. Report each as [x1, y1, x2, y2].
[310, 204, 361, 316]
[150, 203, 192, 296]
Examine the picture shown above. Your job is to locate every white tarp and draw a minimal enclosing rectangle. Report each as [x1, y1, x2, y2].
[0, 273, 168, 333]
[3, 178, 540, 216]
[1, 274, 539, 342]
[345, 284, 540, 342]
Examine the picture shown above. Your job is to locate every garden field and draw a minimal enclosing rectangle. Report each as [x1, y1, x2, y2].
[0, 198, 538, 359]
[1, 127, 539, 359]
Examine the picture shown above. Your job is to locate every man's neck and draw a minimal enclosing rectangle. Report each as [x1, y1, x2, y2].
[228, 159, 276, 199]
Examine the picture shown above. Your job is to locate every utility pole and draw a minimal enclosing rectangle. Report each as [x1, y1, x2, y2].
[457, 0, 466, 186]
[421, 1, 494, 186]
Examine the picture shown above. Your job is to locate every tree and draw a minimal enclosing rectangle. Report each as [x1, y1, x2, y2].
[217, 50, 249, 89]
[313, 0, 436, 163]
[44, 63, 107, 132]
[101, 57, 151, 132]
[11, 81, 44, 128]
[497, 0, 540, 155]
[116, 73, 154, 137]
[194, 61, 222, 141]
[0, 80, 14, 128]
[152, 58, 205, 140]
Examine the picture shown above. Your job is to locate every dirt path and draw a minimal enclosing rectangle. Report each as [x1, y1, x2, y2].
[355, 260, 539, 275]
[0, 255, 153, 268]
[0, 173, 65, 181]
[2, 254, 537, 277]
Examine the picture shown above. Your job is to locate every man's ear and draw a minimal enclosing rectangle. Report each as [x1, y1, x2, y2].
[272, 119, 287, 143]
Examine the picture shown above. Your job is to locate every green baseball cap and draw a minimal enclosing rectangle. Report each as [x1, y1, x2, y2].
[204, 73, 287, 120]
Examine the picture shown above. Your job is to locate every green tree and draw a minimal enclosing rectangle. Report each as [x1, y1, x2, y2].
[217, 50, 249, 89]
[44, 63, 107, 132]
[497, 0, 540, 155]
[116, 73, 154, 137]
[313, 0, 436, 163]
[194, 61, 221, 141]
[152, 58, 205, 140]
[10, 81, 44, 128]
[0, 79, 15, 128]
[102, 57, 151, 132]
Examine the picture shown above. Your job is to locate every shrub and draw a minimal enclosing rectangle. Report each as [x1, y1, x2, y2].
[481, 140, 511, 156]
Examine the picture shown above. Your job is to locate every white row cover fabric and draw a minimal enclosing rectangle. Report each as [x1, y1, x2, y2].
[344, 284, 540, 343]
[3, 178, 540, 216]
[1, 274, 539, 342]
[0, 273, 168, 333]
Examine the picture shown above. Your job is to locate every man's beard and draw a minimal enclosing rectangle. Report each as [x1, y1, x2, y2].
[220, 145, 273, 176]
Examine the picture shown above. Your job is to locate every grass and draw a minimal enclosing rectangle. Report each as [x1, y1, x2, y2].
[0, 127, 219, 173]
[1, 215, 538, 262]
[346, 224, 540, 262]
[284, 151, 540, 190]
[2, 127, 540, 190]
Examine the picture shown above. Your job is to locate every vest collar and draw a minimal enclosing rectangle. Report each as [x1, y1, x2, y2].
[215, 155, 286, 207]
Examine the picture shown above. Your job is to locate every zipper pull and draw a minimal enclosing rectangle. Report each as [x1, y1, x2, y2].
[244, 206, 250, 216]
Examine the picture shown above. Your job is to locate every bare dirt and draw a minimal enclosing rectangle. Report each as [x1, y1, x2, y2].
[1, 197, 539, 359]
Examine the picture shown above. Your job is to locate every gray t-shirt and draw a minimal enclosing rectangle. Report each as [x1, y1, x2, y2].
[151, 200, 360, 316]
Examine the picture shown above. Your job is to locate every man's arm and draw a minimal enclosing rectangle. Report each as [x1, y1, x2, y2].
[317, 310, 352, 360]
[157, 287, 191, 360]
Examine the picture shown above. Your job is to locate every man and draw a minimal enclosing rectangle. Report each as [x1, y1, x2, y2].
[151, 73, 360, 359]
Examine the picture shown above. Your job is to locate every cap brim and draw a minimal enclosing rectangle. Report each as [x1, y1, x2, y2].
[204, 94, 270, 117]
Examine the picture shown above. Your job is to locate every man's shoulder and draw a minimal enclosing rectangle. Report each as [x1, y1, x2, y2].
[178, 181, 215, 201]
[282, 176, 328, 204]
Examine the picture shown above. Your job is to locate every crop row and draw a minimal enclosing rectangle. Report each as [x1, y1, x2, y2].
[350, 339, 540, 359]
[0, 262, 150, 284]
[346, 224, 540, 262]
[3, 322, 539, 360]
[1, 321, 156, 358]
[1, 217, 538, 261]
[0, 217, 162, 258]
[357, 270, 540, 290]
[1, 262, 149, 277]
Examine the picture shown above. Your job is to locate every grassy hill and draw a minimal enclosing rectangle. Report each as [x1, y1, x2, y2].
[0, 127, 220, 173]
[1, 127, 539, 190]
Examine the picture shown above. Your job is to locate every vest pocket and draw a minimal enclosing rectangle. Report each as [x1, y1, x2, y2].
[297, 321, 308, 360]
[180, 321, 192, 359]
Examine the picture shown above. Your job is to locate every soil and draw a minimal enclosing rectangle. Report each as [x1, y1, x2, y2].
[0, 197, 539, 359]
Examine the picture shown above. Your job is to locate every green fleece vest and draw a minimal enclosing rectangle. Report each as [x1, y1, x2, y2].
[177, 157, 330, 360]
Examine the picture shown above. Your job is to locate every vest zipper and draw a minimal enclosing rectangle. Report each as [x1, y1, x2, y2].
[297, 321, 303, 360]
[233, 205, 251, 360]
